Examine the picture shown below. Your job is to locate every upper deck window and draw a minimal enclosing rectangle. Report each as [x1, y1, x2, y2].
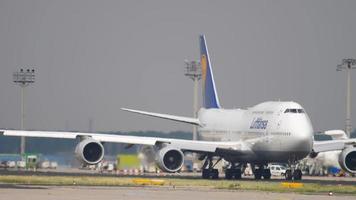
[284, 109, 305, 113]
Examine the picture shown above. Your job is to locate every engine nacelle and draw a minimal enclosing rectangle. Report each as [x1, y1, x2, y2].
[155, 146, 184, 173]
[75, 138, 104, 165]
[338, 147, 356, 174]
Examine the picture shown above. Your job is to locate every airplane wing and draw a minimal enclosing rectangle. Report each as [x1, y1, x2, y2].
[121, 108, 201, 126]
[323, 130, 348, 140]
[0, 130, 251, 154]
[313, 138, 356, 153]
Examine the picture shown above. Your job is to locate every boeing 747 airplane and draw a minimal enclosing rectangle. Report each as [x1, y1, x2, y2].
[1, 35, 356, 180]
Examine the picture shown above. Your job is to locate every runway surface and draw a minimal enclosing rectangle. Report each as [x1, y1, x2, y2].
[0, 185, 355, 200]
[0, 169, 355, 200]
[0, 168, 355, 186]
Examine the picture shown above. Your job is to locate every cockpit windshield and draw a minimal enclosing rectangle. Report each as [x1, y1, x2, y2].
[284, 109, 304, 113]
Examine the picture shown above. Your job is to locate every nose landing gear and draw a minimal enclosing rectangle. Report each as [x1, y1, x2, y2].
[285, 160, 303, 180]
[285, 168, 302, 180]
[252, 164, 271, 180]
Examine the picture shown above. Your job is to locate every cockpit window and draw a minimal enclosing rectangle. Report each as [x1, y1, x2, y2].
[284, 108, 305, 113]
[297, 109, 304, 113]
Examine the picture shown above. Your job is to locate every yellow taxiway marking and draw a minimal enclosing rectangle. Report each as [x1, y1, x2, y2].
[132, 178, 165, 186]
[280, 182, 304, 189]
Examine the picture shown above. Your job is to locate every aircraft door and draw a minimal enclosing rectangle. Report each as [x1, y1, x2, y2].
[275, 109, 284, 150]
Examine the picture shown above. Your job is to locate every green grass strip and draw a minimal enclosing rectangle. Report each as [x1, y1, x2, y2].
[0, 175, 355, 195]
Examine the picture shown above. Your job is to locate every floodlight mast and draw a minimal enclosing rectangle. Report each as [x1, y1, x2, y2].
[337, 59, 356, 137]
[184, 60, 202, 141]
[13, 68, 35, 155]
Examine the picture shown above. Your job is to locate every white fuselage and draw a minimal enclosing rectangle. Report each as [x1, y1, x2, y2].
[197, 101, 314, 163]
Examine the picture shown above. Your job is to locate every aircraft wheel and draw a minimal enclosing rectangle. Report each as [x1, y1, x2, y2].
[254, 168, 262, 180]
[262, 169, 271, 180]
[211, 169, 219, 179]
[285, 169, 293, 180]
[203, 169, 219, 179]
[202, 169, 209, 179]
[293, 169, 302, 180]
[233, 169, 242, 179]
[225, 169, 233, 180]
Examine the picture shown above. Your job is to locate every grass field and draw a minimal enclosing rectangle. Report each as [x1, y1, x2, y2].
[0, 175, 355, 195]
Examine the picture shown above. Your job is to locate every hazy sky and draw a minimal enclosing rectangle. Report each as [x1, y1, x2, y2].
[0, 0, 355, 132]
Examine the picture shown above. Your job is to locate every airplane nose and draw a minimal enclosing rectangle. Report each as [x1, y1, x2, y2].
[282, 112, 313, 154]
[292, 115, 314, 153]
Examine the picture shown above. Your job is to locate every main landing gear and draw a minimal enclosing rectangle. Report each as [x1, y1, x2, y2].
[201, 156, 221, 179]
[252, 164, 271, 180]
[225, 163, 243, 180]
[201, 158, 245, 180]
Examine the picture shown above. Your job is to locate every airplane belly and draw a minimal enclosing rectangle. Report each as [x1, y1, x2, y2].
[249, 137, 311, 163]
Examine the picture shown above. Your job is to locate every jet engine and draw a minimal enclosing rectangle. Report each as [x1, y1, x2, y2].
[155, 146, 184, 173]
[75, 138, 104, 165]
[338, 147, 356, 174]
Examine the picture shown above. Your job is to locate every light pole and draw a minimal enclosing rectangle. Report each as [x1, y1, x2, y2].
[337, 59, 356, 138]
[13, 68, 35, 155]
[184, 60, 202, 141]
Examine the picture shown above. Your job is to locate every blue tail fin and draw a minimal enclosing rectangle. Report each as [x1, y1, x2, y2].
[200, 35, 221, 109]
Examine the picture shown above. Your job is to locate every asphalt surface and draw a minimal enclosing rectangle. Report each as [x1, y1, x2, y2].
[0, 168, 355, 186]
[0, 185, 355, 200]
[0, 169, 355, 200]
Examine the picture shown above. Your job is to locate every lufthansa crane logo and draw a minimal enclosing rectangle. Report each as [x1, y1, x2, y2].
[250, 118, 268, 129]
[201, 54, 207, 82]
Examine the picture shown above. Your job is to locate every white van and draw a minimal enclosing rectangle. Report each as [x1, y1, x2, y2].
[269, 164, 287, 176]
